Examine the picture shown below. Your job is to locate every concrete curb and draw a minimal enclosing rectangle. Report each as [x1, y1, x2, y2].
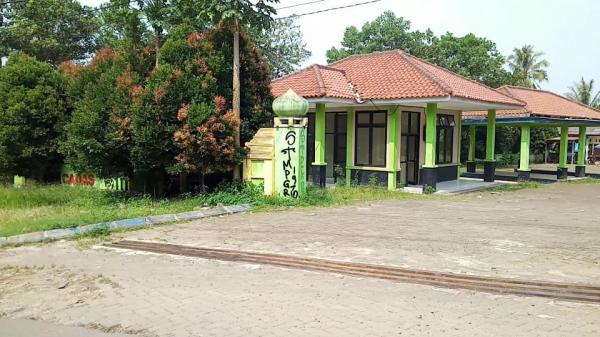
[0, 204, 251, 247]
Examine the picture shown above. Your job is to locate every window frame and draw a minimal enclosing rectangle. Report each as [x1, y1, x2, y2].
[436, 114, 455, 165]
[354, 111, 387, 167]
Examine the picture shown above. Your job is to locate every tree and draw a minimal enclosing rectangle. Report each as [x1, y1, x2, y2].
[325, 11, 512, 88]
[428, 33, 513, 88]
[250, 16, 311, 78]
[507, 45, 549, 89]
[209, 24, 274, 145]
[0, 53, 68, 181]
[326, 11, 432, 63]
[0, 0, 99, 66]
[566, 77, 600, 108]
[199, 0, 278, 180]
[59, 48, 149, 178]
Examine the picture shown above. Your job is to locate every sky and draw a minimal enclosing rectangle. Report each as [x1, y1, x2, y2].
[81, 0, 600, 95]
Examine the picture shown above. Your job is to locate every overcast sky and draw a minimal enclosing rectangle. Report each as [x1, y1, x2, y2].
[82, 0, 600, 95]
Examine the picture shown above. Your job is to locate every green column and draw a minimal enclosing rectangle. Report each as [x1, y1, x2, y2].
[485, 109, 496, 162]
[386, 106, 399, 190]
[424, 103, 437, 168]
[519, 126, 530, 171]
[559, 126, 568, 169]
[345, 107, 355, 186]
[314, 103, 326, 165]
[468, 125, 476, 162]
[577, 126, 587, 166]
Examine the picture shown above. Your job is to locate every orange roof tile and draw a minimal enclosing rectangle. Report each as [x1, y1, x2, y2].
[270, 50, 524, 107]
[463, 86, 600, 120]
[271, 65, 355, 100]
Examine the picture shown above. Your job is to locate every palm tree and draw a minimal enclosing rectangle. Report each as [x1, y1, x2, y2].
[566, 77, 600, 108]
[508, 45, 549, 89]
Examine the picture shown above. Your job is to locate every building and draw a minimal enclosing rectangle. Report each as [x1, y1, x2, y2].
[271, 50, 525, 191]
[463, 86, 600, 180]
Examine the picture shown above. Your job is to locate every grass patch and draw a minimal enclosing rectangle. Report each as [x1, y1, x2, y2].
[565, 177, 600, 185]
[485, 181, 543, 192]
[0, 183, 434, 238]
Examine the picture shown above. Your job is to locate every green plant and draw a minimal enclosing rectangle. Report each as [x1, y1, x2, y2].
[423, 185, 436, 194]
[368, 173, 379, 186]
[334, 165, 346, 187]
[497, 152, 519, 168]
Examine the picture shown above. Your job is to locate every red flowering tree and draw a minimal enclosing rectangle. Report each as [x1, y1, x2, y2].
[130, 24, 243, 194]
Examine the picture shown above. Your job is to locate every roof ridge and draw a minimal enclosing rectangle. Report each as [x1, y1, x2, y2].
[396, 50, 453, 95]
[404, 53, 527, 107]
[504, 85, 600, 114]
[312, 65, 327, 97]
[327, 49, 400, 67]
[271, 63, 321, 83]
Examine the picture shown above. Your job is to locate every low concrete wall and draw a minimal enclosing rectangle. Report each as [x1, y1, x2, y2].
[0, 204, 251, 246]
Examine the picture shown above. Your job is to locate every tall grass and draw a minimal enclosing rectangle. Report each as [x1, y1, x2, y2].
[0, 182, 437, 237]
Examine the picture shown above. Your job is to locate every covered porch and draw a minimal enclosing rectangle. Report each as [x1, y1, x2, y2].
[463, 86, 600, 182]
[271, 50, 525, 191]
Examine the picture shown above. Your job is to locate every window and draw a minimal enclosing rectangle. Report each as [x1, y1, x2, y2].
[355, 111, 387, 167]
[436, 114, 455, 164]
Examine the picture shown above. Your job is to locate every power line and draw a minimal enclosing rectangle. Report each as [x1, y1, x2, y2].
[276, 0, 325, 10]
[277, 0, 381, 19]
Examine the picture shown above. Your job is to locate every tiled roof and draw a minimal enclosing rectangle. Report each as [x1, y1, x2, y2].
[463, 86, 600, 120]
[270, 50, 524, 107]
[271, 65, 355, 100]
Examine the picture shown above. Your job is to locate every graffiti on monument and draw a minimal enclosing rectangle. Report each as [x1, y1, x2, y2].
[280, 130, 299, 198]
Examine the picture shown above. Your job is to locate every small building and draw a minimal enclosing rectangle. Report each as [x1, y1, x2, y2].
[463, 86, 600, 180]
[271, 50, 525, 191]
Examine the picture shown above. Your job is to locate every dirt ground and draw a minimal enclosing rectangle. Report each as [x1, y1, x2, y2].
[1, 181, 599, 336]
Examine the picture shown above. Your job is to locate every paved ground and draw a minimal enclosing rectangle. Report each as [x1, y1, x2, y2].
[1, 182, 599, 336]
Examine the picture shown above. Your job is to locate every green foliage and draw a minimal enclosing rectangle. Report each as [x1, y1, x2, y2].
[210, 25, 274, 144]
[0, 0, 99, 66]
[59, 49, 147, 177]
[199, 0, 278, 30]
[423, 185, 436, 195]
[368, 173, 379, 186]
[507, 45, 549, 89]
[249, 16, 311, 78]
[325, 11, 513, 88]
[326, 11, 433, 63]
[566, 77, 600, 108]
[496, 152, 519, 168]
[428, 33, 513, 88]
[0, 182, 441, 237]
[0, 53, 68, 181]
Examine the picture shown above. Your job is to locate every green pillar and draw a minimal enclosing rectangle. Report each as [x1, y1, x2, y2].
[314, 103, 326, 165]
[456, 111, 462, 179]
[559, 126, 568, 169]
[468, 125, 476, 162]
[485, 109, 496, 161]
[483, 109, 496, 182]
[345, 107, 355, 186]
[386, 106, 399, 190]
[422, 103, 437, 190]
[424, 103, 437, 168]
[576, 126, 587, 177]
[519, 126, 530, 171]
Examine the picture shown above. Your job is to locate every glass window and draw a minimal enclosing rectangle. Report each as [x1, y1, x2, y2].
[436, 114, 454, 164]
[355, 127, 370, 166]
[355, 111, 387, 167]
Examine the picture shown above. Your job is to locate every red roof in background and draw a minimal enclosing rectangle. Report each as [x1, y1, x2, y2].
[271, 65, 355, 100]
[463, 86, 600, 120]
[271, 50, 524, 107]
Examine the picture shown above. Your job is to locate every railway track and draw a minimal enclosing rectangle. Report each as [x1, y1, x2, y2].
[105, 240, 600, 304]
